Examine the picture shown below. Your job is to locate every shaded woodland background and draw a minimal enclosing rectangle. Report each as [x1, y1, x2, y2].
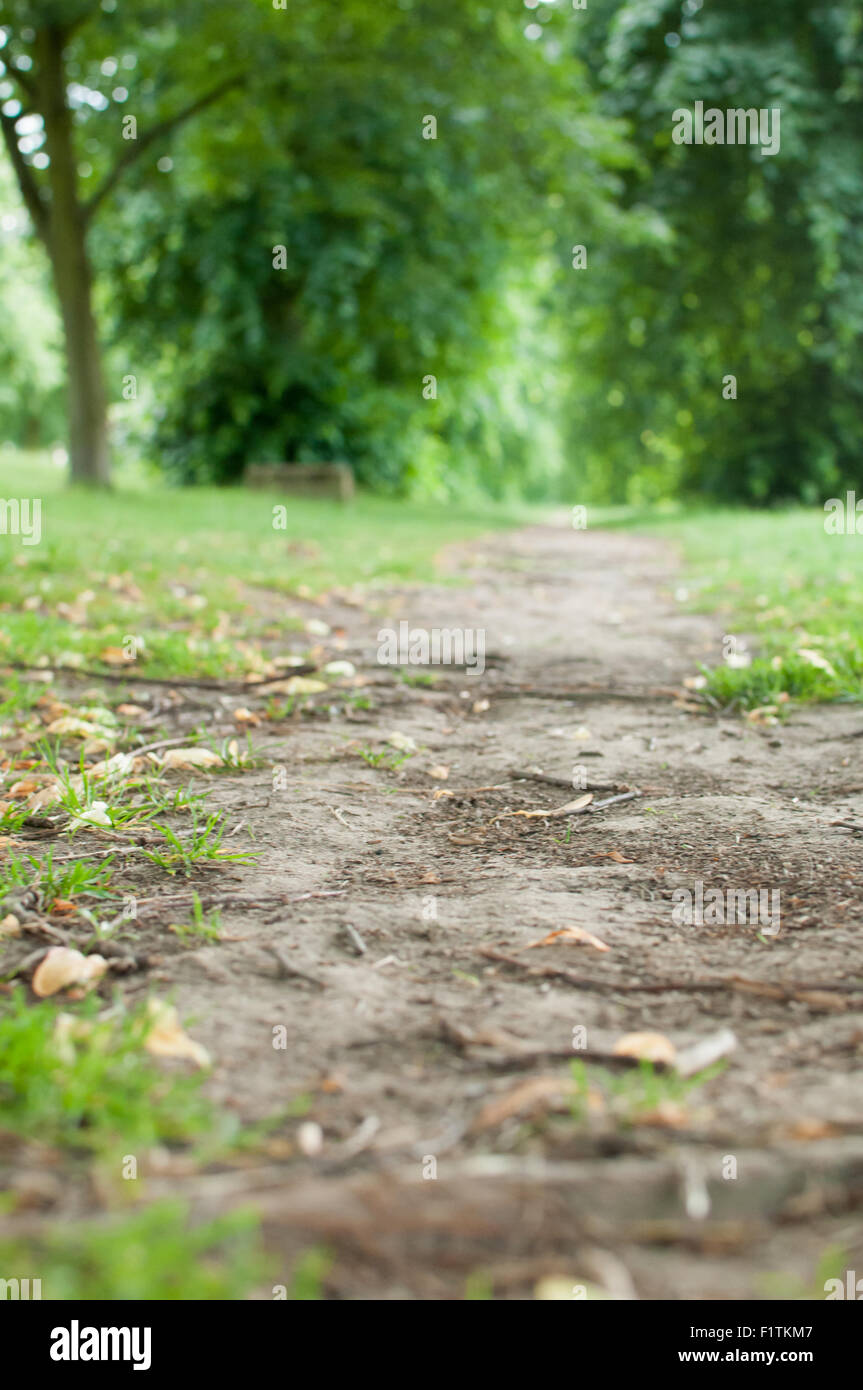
[1, 0, 862, 504]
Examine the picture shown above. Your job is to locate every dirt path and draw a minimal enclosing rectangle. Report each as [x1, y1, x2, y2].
[57, 525, 863, 1297]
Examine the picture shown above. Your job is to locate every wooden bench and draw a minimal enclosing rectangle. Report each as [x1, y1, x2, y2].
[245, 462, 355, 502]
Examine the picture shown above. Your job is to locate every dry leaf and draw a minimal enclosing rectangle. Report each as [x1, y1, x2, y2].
[25, 782, 64, 811]
[797, 648, 836, 678]
[99, 646, 135, 667]
[69, 800, 112, 829]
[116, 704, 148, 718]
[428, 765, 450, 780]
[144, 1000, 210, 1068]
[297, 1121, 324, 1156]
[674, 1028, 737, 1077]
[745, 705, 779, 725]
[0, 913, 21, 938]
[786, 1118, 842, 1141]
[233, 707, 261, 726]
[613, 1032, 676, 1066]
[387, 732, 417, 753]
[505, 793, 593, 820]
[522, 925, 610, 953]
[471, 1074, 572, 1133]
[32, 947, 108, 997]
[632, 1101, 691, 1129]
[45, 717, 113, 740]
[160, 747, 223, 770]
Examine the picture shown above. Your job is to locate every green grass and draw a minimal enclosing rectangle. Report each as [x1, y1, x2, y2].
[0, 988, 219, 1156]
[0, 1199, 269, 1300]
[570, 1057, 725, 1122]
[621, 506, 863, 709]
[0, 450, 524, 678]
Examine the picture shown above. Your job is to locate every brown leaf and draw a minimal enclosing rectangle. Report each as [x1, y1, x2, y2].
[99, 646, 135, 667]
[160, 747, 223, 770]
[471, 1075, 572, 1133]
[521, 926, 610, 953]
[613, 1031, 676, 1066]
[32, 947, 108, 998]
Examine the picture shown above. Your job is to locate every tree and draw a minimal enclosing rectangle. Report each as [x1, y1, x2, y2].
[92, 3, 633, 496]
[0, 0, 246, 483]
[558, 0, 863, 504]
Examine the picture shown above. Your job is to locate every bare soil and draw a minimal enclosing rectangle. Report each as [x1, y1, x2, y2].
[9, 524, 863, 1299]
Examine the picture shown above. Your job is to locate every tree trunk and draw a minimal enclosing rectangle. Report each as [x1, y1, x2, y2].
[38, 25, 110, 486]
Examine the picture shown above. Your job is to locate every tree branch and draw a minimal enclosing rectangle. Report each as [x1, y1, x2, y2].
[84, 73, 245, 221]
[0, 107, 49, 242]
[2, 52, 37, 102]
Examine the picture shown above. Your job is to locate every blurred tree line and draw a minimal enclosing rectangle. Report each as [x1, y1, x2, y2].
[0, 0, 860, 502]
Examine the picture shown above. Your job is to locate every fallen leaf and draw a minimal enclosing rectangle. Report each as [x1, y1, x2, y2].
[387, 732, 417, 753]
[233, 707, 261, 726]
[32, 947, 108, 997]
[297, 1121, 324, 1156]
[631, 1101, 691, 1129]
[0, 913, 21, 937]
[428, 765, 450, 780]
[471, 1075, 572, 1133]
[160, 747, 223, 770]
[674, 1028, 736, 1077]
[45, 717, 114, 740]
[69, 800, 112, 829]
[99, 646, 136, 666]
[522, 926, 610, 953]
[613, 1031, 676, 1066]
[745, 705, 779, 725]
[786, 1118, 842, 1141]
[797, 648, 836, 678]
[144, 1000, 210, 1068]
[503, 793, 593, 820]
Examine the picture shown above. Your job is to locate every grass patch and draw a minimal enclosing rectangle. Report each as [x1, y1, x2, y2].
[628, 507, 863, 709]
[570, 1057, 725, 1123]
[0, 450, 524, 678]
[0, 1199, 268, 1300]
[0, 988, 218, 1156]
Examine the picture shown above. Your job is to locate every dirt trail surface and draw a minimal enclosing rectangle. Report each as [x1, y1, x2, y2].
[15, 524, 863, 1299]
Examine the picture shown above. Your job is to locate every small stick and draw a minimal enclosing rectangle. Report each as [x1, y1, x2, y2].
[588, 790, 641, 812]
[2, 662, 316, 692]
[263, 943, 326, 989]
[343, 923, 367, 955]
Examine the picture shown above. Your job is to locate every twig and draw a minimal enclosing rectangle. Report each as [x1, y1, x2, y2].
[263, 944, 326, 989]
[2, 662, 315, 693]
[479, 948, 863, 1002]
[489, 685, 683, 703]
[589, 790, 641, 812]
[343, 923, 367, 956]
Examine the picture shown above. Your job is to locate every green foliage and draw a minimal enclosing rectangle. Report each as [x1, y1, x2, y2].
[645, 506, 863, 706]
[563, 0, 863, 504]
[0, 988, 216, 1154]
[0, 1199, 268, 1300]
